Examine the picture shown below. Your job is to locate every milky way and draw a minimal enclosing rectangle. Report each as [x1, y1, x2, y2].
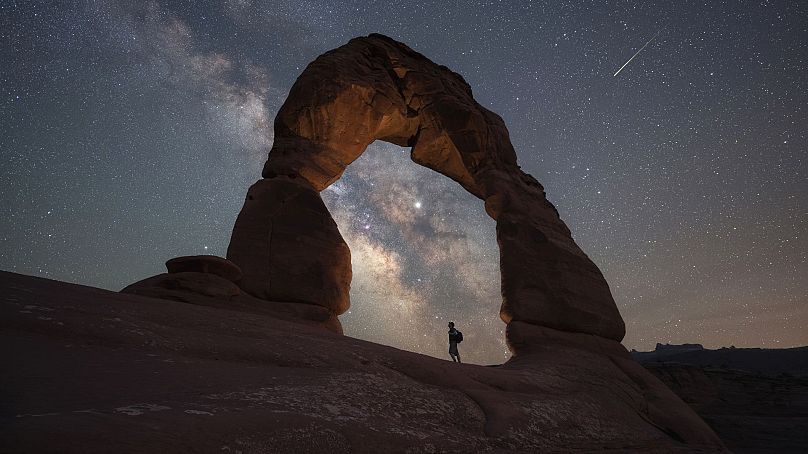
[322, 144, 506, 364]
[1, 1, 805, 364]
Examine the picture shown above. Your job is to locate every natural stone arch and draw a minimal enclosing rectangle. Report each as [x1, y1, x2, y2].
[227, 34, 625, 349]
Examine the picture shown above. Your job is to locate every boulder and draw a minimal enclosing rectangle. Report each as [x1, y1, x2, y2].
[123, 271, 241, 300]
[121, 271, 343, 334]
[165, 255, 242, 282]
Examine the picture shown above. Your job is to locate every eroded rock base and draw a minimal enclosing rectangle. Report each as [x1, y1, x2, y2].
[227, 177, 351, 315]
[122, 271, 343, 334]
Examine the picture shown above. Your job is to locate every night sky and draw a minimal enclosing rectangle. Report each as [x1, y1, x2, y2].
[2, 1, 806, 365]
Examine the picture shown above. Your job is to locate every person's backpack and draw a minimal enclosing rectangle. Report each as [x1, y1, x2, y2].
[455, 330, 463, 343]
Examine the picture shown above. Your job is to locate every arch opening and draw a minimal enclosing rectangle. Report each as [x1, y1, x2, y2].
[226, 34, 625, 354]
[321, 142, 505, 364]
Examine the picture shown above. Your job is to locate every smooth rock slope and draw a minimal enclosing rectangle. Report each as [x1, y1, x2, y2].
[1, 271, 725, 453]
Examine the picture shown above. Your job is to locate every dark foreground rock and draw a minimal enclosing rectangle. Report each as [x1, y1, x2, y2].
[1, 271, 723, 453]
[636, 347, 808, 454]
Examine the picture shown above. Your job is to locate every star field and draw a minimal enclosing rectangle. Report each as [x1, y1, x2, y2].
[1, 1, 805, 364]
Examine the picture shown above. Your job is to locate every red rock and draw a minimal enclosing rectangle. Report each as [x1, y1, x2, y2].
[165, 255, 242, 282]
[227, 177, 351, 315]
[121, 271, 343, 334]
[230, 33, 624, 344]
[124, 271, 241, 299]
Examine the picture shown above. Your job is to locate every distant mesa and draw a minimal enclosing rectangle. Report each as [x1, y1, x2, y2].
[122, 255, 343, 334]
[655, 342, 705, 353]
[633, 343, 808, 377]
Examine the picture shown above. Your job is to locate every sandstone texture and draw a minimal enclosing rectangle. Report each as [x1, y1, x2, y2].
[1, 271, 725, 453]
[228, 177, 351, 315]
[634, 343, 808, 377]
[165, 255, 243, 283]
[228, 33, 624, 344]
[122, 271, 343, 335]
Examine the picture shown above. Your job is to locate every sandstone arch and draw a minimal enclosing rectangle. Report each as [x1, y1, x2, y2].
[227, 34, 625, 348]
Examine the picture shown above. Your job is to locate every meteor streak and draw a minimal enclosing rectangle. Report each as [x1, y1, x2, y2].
[613, 28, 665, 77]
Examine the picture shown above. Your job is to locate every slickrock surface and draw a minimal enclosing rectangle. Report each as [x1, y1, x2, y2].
[1, 271, 725, 453]
[228, 34, 624, 344]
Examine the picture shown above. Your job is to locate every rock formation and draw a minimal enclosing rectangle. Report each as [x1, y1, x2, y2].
[122, 255, 344, 334]
[73, 34, 727, 451]
[228, 177, 351, 315]
[228, 33, 625, 346]
[165, 255, 243, 282]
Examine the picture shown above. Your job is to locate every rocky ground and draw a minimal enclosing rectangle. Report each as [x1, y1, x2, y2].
[0, 270, 726, 453]
[636, 350, 808, 454]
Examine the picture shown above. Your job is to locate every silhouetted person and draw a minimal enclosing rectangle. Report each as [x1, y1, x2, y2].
[448, 321, 463, 363]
